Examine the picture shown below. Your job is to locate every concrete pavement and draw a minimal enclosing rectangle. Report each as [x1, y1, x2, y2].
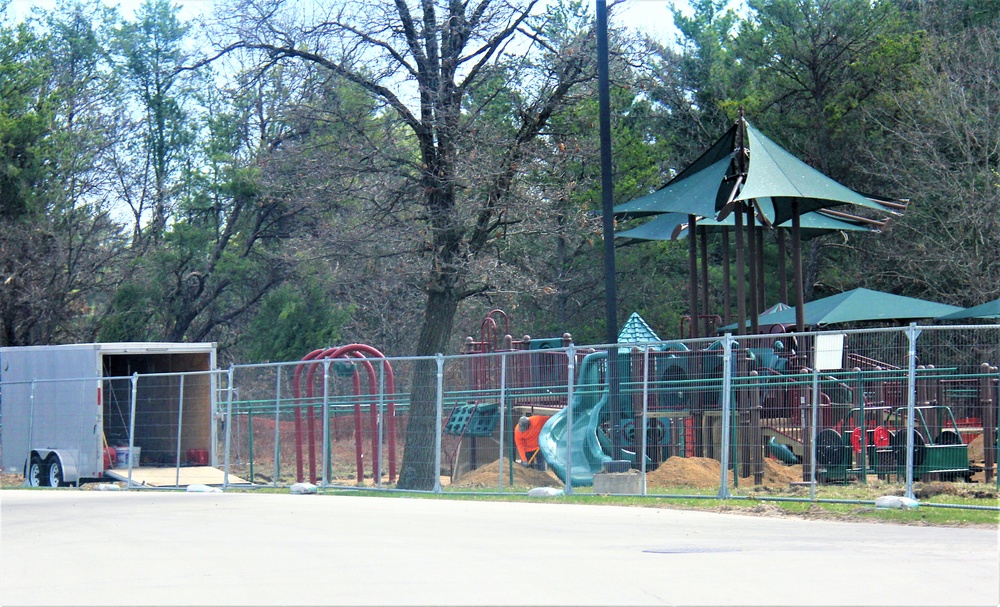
[1, 490, 997, 606]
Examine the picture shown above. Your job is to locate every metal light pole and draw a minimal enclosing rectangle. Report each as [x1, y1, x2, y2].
[597, 0, 622, 457]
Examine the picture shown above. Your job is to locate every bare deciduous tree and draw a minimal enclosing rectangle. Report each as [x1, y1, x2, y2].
[204, 0, 598, 488]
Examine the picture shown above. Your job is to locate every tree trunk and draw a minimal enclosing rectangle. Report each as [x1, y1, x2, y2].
[396, 288, 460, 490]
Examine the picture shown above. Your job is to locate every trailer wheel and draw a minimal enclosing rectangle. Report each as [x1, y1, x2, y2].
[26, 455, 44, 487]
[45, 455, 64, 487]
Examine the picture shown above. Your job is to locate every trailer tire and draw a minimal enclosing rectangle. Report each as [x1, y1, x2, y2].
[26, 455, 44, 487]
[45, 455, 64, 487]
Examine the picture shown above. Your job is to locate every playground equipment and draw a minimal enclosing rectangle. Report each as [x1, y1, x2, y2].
[443, 402, 501, 480]
[447, 310, 573, 481]
[453, 310, 997, 489]
[537, 351, 613, 486]
[811, 404, 972, 483]
[292, 345, 397, 484]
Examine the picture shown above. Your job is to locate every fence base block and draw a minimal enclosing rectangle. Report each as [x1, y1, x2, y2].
[593, 471, 642, 495]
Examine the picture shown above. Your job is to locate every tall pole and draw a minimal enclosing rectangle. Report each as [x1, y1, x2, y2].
[597, 0, 621, 457]
[700, 225, 711, 336]
[792, 201, 805, 332]
[734, 115, 747, 336]
[722, 228, 732, 325]
[688, 214, 700, 338]
[746, 206, 759, 334]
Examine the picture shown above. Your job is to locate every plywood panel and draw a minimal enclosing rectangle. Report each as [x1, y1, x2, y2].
[103, 466, 248, 487]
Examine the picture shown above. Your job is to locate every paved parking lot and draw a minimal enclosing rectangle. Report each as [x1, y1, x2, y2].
[2, 490, 997, 606]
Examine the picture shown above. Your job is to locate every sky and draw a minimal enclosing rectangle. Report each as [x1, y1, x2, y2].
[5, 0, 682, 44]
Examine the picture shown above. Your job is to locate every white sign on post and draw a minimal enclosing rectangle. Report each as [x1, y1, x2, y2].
[814, 333, 846, 371]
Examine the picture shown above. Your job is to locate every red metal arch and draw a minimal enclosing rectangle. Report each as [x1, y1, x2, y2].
[293, 345, 397, 485]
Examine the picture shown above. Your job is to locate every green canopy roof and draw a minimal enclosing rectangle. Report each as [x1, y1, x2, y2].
[614, 119, 893, 223]
[936, 297, 1000, 320]
[613, 156, 732, 218]
[618, 312, 661, 343]
[616, 208, 877, 243]
[718, 288, 962, 330]
[732, 123, 888, 225]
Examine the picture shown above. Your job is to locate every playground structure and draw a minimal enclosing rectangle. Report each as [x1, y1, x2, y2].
[453, 311, 999, 488]
[444, 310, 574, 481]
[291, 344, 397, 485]
[212, 310, 996, 493]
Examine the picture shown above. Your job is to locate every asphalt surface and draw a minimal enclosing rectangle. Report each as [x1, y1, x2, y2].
[1, 490, 997, 606]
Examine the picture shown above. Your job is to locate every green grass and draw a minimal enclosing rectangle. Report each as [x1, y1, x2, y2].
[233, 483, 999, 527]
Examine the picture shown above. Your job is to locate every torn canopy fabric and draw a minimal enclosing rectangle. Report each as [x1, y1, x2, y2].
[613, 119, 893, 223]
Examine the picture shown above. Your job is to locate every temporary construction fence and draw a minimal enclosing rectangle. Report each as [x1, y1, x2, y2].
[217, 324, 999, 504]
[2, 325, 996, 505]
[1, 369, 228, 488]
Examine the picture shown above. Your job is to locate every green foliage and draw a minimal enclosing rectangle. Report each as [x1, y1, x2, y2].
[99, 283, 156, 342]
[244, 283, 353, 363]
[112, 0, 193, 235]
[0, 23, 52, 220]
[733, 0, 923, 176]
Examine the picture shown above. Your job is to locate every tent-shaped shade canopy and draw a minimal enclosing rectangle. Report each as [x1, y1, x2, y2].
[936, 297, 1000, 320]
[613, 156, 733, 218]
[613, 123, 737, 219]
[616, 208, 878, 243]
[718, 288, 963, 331]
[614, 119, 896, 223]
[731, 123, 890, 225]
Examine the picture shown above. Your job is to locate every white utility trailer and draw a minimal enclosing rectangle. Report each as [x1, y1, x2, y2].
[1, 342, 226, 487]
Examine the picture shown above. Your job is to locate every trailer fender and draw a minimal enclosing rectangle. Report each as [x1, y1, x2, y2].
[26, 449, 80, 487]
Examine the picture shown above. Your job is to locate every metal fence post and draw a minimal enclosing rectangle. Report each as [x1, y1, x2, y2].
[434, 354, 444, 493]
[718, 334, 734, 498]
[175, 375, 185, 488]
[498, 352, 507, 492]
[377, 359, 386, 490]
[565, 346, 576, 495]
[810, 362, 819, 501]
[223, 365, 234, 490]
[128, 372, 138, 489]
[22, 380, 36, 487]
[905, 323, 921, 499]
[641, 345, 650, 496]
[274, 366, 282, 487]
[209, 370, 219, 468]
[322, 359, 331, 488]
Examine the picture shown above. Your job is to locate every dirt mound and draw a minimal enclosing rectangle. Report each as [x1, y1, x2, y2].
[754, 459, 805, 486]
[968, 434, 984, 463]
[647, 456, 722, 488]
[453, 458, 563, 489]
[646, 456, 803, 489]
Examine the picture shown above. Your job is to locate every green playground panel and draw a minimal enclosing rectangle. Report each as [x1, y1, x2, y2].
[444, 403, 500, 437]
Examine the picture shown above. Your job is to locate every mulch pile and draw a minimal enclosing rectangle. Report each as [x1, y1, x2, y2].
[453, 458, 563, 488]
[646, 456, 803, 489]
[453, 455, 805, 490]
[968, 434, 985, 463]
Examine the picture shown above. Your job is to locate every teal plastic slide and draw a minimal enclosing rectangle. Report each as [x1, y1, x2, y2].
[537, 351, 611, 486]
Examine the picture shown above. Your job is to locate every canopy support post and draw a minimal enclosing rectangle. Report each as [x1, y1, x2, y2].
[722, 228, 732, 326]
[746, 207, 760, 334]
[792, 201, 805, 332]
[757, 223, 767, 314]
[734, 208, 747, 336]
[688, 214, 700, 338]
[778, 230, 788, 305]
[700, 225, 711, 336]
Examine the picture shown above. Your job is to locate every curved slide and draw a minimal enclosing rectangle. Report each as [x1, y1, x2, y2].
[538, 351, 611, 487]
